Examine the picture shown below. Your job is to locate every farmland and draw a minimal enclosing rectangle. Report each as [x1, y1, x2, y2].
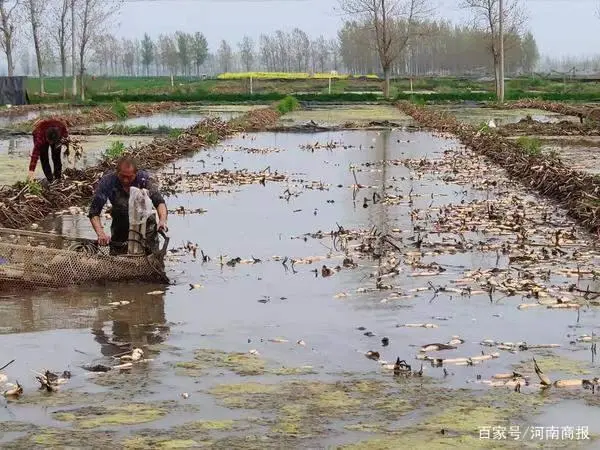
[24, 74, 600, 104]
[2, 70, 600, 447]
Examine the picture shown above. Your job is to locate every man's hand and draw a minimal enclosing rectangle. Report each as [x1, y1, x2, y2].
[27, 170, 35, 182]
[97, 231, 111, 246]
[158, 219, 168, 233]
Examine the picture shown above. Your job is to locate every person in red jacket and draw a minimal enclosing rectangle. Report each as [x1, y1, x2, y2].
[27, 118, 70, 183]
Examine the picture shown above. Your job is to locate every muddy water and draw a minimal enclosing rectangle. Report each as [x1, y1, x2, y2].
[0, 135, 154, 186]
[101, 106, 267, 129]
[281, 104, 415, 127]
[536, 139, 600, 175]
[2, 129, 600, 448]
[435, 105, 577, 126]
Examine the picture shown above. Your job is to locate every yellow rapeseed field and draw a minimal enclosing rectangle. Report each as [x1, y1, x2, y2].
[217, 72, 380, 80]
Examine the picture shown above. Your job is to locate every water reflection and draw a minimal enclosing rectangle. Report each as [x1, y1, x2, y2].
[92, 288, 169, 357]
[0, 285, 169, 358]
[43, 213, 99, 240]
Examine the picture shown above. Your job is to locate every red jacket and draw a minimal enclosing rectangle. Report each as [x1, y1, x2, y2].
[29, 119, 69, 172]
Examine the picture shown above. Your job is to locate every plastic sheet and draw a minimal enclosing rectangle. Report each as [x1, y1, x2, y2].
[129, 187, 155, 225]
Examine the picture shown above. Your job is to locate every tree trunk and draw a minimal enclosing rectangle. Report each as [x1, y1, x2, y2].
[33, 35, 44, 95]
[383, 67, 391, 98]
[71, 0, 77, 96]
[62, 56, 67, 99]
[5, 39, 13, 76]
[493, 55, 500, 99]
[80, 45, 85, 101]
[80, 69, 85, 101]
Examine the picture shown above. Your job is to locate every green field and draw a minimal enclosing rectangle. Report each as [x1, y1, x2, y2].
[24, 75, 600, 104]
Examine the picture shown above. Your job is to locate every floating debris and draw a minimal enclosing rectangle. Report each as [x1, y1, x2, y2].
[108, 301, 130, 307]
[34, 370, 70, 392]
[120, 348, 144, 362]
[397, 323, 438, 329]
[365, 351, 380, 361]
[146, 291, 165, 296]
[3, 381, 23, 398]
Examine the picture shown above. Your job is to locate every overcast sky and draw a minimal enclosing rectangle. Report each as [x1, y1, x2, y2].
[116, 0, 600, 57]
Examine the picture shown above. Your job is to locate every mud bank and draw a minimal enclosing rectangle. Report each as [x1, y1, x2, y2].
[507, 99, 600, 122]
[12, 102, 183, 131]
[499, 117, 600, 137]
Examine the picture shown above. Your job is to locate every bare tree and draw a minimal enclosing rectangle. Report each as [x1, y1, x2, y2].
[238, 35, 254, 72]
[50, 0, 70, 97]
[75, 0, 120, 100]
[339, 0, 431, 97]
[217, 39, 232, 73]
[140, 32, 153, 76]
[18, 47, 30, 74]
[0, 0, 21, 76]
[71, 0, 76, 95]
[158, 34, 178, 77]
[291, 28, 310, 71]
[312, 36, 329, 72]
[191, 32, 208, 76]
[176, 31, 190, 75]
[461, 0, 526, 97]
[25, 0, 47, 94]
[121, 38, 135, 75]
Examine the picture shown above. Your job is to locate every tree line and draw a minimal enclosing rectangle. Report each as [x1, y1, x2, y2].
[38, 24, 537, 80]
[338, 20, 539, 77]
[0, 0, 558, 100]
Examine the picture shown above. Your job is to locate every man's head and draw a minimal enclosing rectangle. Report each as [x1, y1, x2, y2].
[46, 127, 61, 147]
[116, 156, 138, 188]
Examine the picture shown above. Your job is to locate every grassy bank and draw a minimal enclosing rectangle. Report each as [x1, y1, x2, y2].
[21, 74, 600, 107]
[28, 92, 382, 105]
[26, 75, 600, 100]
[396, 91, 600, 103]
[28, 90, 600, 107]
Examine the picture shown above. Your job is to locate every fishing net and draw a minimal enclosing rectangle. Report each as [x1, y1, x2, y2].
[0, 227, 169, 289]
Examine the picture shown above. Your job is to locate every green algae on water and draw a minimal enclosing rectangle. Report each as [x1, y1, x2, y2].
[123, 437, 206, 449]
[52, 403, 167, 429]
[3, 429, 117, 449]
[176, 348, 315, 377]
[513, 353, 593, 377]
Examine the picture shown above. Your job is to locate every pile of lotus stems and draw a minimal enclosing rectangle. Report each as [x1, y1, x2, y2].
[0, 104, 67, 118]
[397, 101, 600, 235]
[508, 99, 600, 121]
[498, 119, 600, 137]
[21, 102, 181, 130]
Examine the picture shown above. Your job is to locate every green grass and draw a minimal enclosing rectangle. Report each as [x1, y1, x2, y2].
[93, 124, 181, 135]
[398, 90, 600, 103]
[104, 140, 126, 159]
[167, 128, 185, 138]
[40, 92, 380, 104]
[277, 95, 300, 114]
[27, 179, 42, 195]
[111, 100, 129, 120]
[22, 75, 600, 105]
[517, 136, 542, 156]
[27, 76, 215, 95]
